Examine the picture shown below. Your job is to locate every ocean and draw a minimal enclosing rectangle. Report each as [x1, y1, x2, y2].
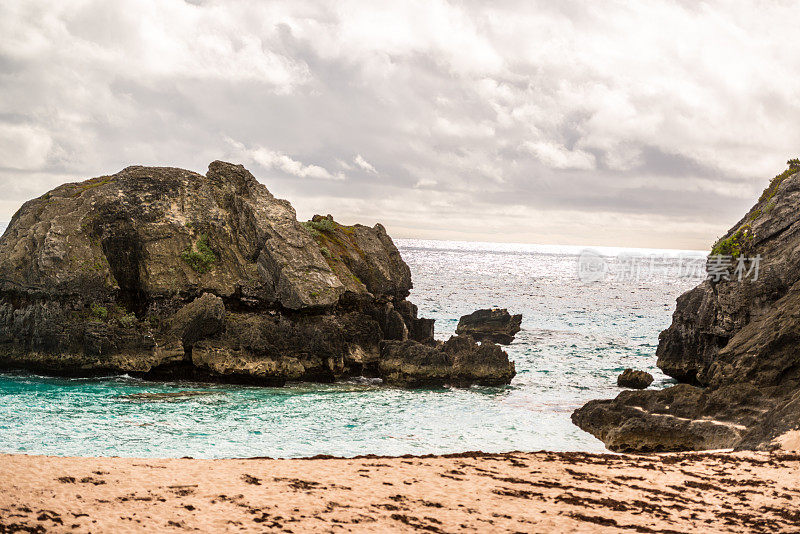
[0, 230, 706, 458]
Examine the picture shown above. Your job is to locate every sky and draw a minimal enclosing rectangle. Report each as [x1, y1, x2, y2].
[1, 1, 799, 250]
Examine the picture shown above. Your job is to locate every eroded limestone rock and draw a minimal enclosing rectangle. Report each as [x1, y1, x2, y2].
[0, 162, 515, 388]
[573, 162, 800, 451]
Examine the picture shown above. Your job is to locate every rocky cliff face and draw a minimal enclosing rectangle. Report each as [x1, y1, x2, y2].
[573, 162, 800, 452]
[0, 162, 514, 387]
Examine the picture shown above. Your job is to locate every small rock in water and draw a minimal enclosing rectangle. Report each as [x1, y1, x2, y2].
[616, 369, 653, 389]
[455, 308, 522, 345]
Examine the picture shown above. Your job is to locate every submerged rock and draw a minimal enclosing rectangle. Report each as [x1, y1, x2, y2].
[573, 160, 800, 451]
[0, 162, 515, 388]
[616, 369, 653, 389]
[119, 391, 216, 402]
[455, 308, 522, 345]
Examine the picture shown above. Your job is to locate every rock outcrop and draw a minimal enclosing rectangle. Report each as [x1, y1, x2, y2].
[0, 162, 514, 387]
[573, 161, 800, 452]
[380, 335, 516, 388]
[616, 369, 653, 389]
[455, 308, 522, 345]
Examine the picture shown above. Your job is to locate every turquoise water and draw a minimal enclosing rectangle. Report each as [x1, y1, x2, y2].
[0, 237, 705, 458]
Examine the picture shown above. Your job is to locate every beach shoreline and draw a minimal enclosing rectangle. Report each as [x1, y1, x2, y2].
[3, 450, 800, 533]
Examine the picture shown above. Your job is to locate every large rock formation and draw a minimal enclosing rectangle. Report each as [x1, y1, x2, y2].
[573, 161, 800, 452]
[0, 162, 514, 387]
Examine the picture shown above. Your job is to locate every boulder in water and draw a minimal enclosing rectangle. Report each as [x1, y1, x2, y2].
[379, 334, 515, 387]
[616, 369, 653, 389]
[455, 308, 522, 345]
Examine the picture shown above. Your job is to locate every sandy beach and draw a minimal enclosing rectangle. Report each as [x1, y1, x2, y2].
[2, 450, 800, 533]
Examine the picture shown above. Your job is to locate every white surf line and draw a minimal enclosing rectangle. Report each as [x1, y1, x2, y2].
[629, 406, 748, 430]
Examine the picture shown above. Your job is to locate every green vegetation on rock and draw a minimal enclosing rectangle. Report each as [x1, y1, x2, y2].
[711, 226, 751, 258]
[91, 303, 108, 321]
[72, 176, 114, 198]
[300, 221, 320, 238]
[181, 234, 217, 273]
[119, 313, 137, 328]
[713, 158, 800, 257]
[301, 218, 337, 238]
[759, 159, 800, 203]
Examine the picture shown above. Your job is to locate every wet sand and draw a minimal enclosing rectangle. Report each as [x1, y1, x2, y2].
[2, 450, 800, 533]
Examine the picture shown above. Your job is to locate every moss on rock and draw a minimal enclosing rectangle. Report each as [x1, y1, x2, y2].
[181, 234, 217, 274]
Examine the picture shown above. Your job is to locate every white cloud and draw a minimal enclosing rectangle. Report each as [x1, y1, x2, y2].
[228, 138, 345, 181]
[0, 124, 53, 170]
[432, 117, 495, 139]
[414, 178, 438, 188]
[1, 0, 799, 248]
[0, 1, 311, 91]
[253, 148, 345, 180]
[353, 154, 377, 174]
[523, 141, 596, 171]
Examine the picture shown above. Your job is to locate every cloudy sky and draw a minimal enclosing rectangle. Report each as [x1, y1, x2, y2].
[1, 1, 799, 249]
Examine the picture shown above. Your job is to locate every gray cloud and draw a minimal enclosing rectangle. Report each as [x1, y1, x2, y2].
[1, 0, 799, 249]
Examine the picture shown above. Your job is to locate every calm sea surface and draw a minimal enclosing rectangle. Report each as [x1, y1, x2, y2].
[0, 226, 706, 458]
